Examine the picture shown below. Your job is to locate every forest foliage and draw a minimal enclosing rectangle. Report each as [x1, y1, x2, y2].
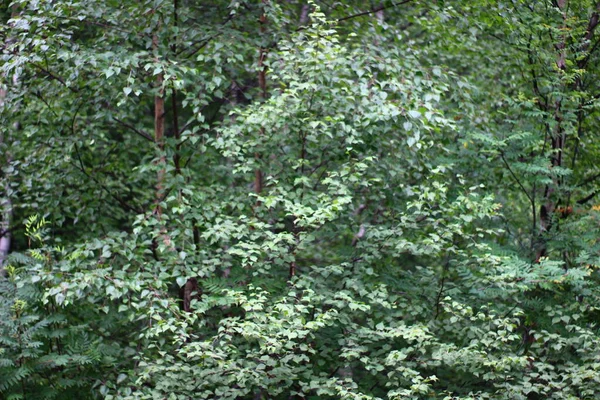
[2, 0, 600, 399]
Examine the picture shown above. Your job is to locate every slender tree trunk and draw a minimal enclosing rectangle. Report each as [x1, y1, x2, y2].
[0, 89, 11, 276]
[153, 32, 166, 214]
[536, 0, 568, 262]
[375, 2, 385, 22]
[299, 3, 310, 25]
[151, 23, 174, 258]
[172, 0, 181, 175]
[0, 7, 19, 274]
[255, 0, 269, 196]
[169, 0, 200, 312]
[0, 193, 10, 276]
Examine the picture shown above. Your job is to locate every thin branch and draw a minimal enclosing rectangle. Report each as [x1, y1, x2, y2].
[31, 91, 60, 119]
[337, 0, 416, 22]
[578, 37, 600, 69]
[0, 227, 14, 238]
[55, 15, 135, 35]
[30, 61, 79, 93]
[72, 142, 143, 214]
[112, 117, 154, 142]
[434, 265, 447, 319]
[575, 3, 600, 68]
[584, 4, 600, 43]
[179, 12, 234, 58]
[578, 172, 600, 187]
[177, 118, 195, 137]
[566, 100, 585, 207]
[576, 191, 598, 205]
[500, 152, 533, 205]
[33, 94, 143, 215]
[179, 33, 221, 58]
[527, 37, 549, 110]
[70, 100, 85, 140]
[531, 181, 536, 251]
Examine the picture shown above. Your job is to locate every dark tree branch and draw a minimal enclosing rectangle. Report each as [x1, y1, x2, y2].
[527, 37, 549, 110]
[500, 152, 533, 205]
[434, 254, 451, 320]
[31, 91, 60, 120]
[576, 3, 600, 68]
[179, 12, 234, 58]
[577, 172, 600, 187]
[112, 117, 154, 142]
[337, 0, 416, 22]
[0, 227, 14, 238]
[30, 61, 79, 93]
[72, 142, 143, 214]
[578, 37, 600, 69]
[179, 33, 221, 58]
[566, 100, 585, 207]
[584, 4, 600, 42]
[576, 191, 598, 205]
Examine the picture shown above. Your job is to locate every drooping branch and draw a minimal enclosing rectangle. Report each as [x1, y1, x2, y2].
[500, 152, 533, 205]
[178, 12, 234, 59]
[112, 116, 154, 142]
[336, 0, 415, 22]
[72, 143, 143, 214]
[576, 191, 598, 205]
[28, 60, 79, 93]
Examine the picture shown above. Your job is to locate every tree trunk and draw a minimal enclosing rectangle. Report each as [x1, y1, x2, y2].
[153, 31, 166, 215]
[0, 36, 18, 276]
[255, 0, 269, 196]
[536, 0, 568, 262]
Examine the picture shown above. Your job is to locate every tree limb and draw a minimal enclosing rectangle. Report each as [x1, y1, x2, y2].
[337, 0, 416, 22]
[500, 152, 533, 205]
[576, 191, 598, 205]
[112, 117, 154, 142]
